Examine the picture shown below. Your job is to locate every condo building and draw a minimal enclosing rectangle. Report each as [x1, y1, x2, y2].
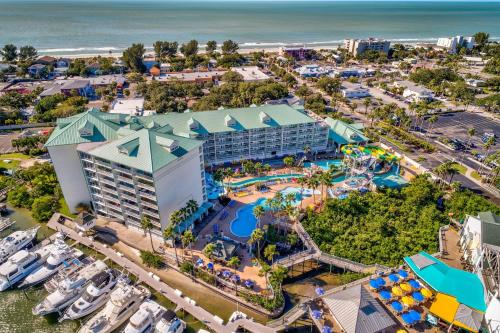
[46, 105, 329, 235]
[344, 38, 391, 57]
[436, 35, 475, 54]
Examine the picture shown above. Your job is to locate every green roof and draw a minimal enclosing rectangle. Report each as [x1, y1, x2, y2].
[87, 128, 202, 173]
[324, 118, 369, 145]
[478, 211, 500, 247]
[404, 251, 486, 312]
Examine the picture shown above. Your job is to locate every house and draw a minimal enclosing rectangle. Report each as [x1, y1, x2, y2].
[28, 64, 48, 77]
[341, 86, 371, 99]
[332, 68, 374, 78]
[74, 211, 96, 233]
[324, 118, 369, 152]
[295, 64, 331, 78]
[279, 46, 314, 61]
[56, 58, 71, 68]
[466, 79, 486, 88]
[230, 66, 270, 82]
[153, 70, 227, 84]
[86, 74, 127, 89]
[142, 56, 158, 71]
[395, 80, 434, 102]
[110, 98, 155, 116]
[35, 56, 57, 66]
[60, 79, 94, 97]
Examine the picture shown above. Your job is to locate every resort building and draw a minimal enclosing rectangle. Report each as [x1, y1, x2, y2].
[296, 64, 332, 78]
[324, 118, 369, 152]
[279, 46, 314, 60]
[230, 66, 270, 82]
[395, 80, 434, 102]
[341, 86, 371, 99]
[332, 68, 375, 78]
[46, 104, 328, 235]
[344, 38, 390, 57]
[436, 35, 475, 54]
[110, 98, 156, 116]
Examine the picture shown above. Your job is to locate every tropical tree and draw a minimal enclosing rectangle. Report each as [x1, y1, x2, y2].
[203, 242, 216, 260]
[253, 205, 265, 229]
[122, 43, 146, 73]
[163, 225, 179, 266]
[141, 216, 155, 252]
[1, 44, 17, 62]
[206, 40, 217, 55]
[186, 199, 199, 215]
[269, 265, 288, 306]
[363, 97, 371, 115]
[426, 115, 438, 136]
[18, 45, 37, 63]
[259, 262, 272, 288]
[473, 32, 490, 49]
[307, 175, 320, 204]
[227, 256, 241, 293]
[466, 128, 476, 148]
[297, 177, 307, 209]
[283, 156, 295, 174]
[180, 40, 199, 58]
[221, 40, 239, 55]
[264, 244, 278, 265]
[248, 228, 264, 260]
[320, 171, 334, 200]
[181, 230, 195, 259]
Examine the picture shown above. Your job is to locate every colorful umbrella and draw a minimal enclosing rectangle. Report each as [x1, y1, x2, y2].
[402, 312, 415, 325]
[412, 291, 424, 303]
[369, 279, 380, 289]
[408, 310, 421, 322]
[222, 270, 231, 278]
[392, 286, 403, 297]
[408, 279, 421, 289]
[402, 296, 415, 307]
[231, 274, 240, 282]
[311, 310, 322, 319]
[207, 262, 214, 270]
[315, 287, 325, 296]
[391, 301, 403, 313]
[196, 258, 204, 266]
[421, 288, 433, 298]
[244, 280, 254, 288]
[398, 269, 409, 279]
[400, 283, 412, 293]
[322, 326, 332, 333]
[388, 274, 400, 283]
[375, 277, 386, 287]
[379, 290, 392, 301]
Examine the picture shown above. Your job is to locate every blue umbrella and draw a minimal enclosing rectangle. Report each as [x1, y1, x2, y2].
[196, 258, 204, 266]
[311, 310, 322, 319]
[388, 274, 400, 283]
[391, 301, 403, 313]
[315, 287, 325, 296]
[369, 279, 380, 289]
[398, 269, 409, 279]
[322, 326, 332, 333]
[379, 290, 392, 301]
[222, 270, 231, 278]
[412, 292, 424, 303]
[408, 279, 420, 289]
[375, 277, 386, 287]
[231, 274, 240, 282]
[207, 262, 214, 270]
[409, 309, 421, 322]
[244, 280, 254, 288]
[402, 312, 415, 325]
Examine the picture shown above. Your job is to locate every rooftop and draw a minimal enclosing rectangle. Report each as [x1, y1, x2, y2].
[230, 66, 270, 81]
[324, 118, 369, 145]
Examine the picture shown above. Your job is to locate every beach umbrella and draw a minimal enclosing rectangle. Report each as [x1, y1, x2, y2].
[379, 290, 392, 301]
[421, 288, 433, 298]
[397, 330, 407, 333]
[369, 279, 380, 289]
[322, 326, 332, 333]
[231, 274, 240, 282]
[196, 258, 204, 266]
[400, 283, 412, 293]
[388, 274, 400, 283]
[375, 277, 386, 287]
[315, 287, 325, 296]
[408, 309, 421, 322]
[244, 280, 254, 288]
[401, 312, 415, 325]
[222, 270, 231, 278]
[207, 262, 214, 270]
[311, 310, 322, 319]
[408, 279, 421, 289]
[392, 286, 403, 297]
[412, 291, 424, 303]
[401, 296, 414, 307]
[398, 269, 409, 279]
[390, 301, 403, 313]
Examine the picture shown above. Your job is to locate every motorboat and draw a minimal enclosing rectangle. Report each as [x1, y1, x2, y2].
[19, 237, 83, 288]
[154, 309, 186, 333]
[0, 217, 15, 232]
[32, 260, 108, 316]
[228, 311, 247, 322]
[124, 300, 167, 333]
[78, 282, 150, 333]
[0, 227, 39, 265]
[59, 269, 120, 322]
[0, 245, 51, 291]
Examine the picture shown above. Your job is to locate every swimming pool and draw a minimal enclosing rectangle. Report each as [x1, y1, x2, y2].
[304, 159, 343, 171]
[230, 198, 267, 237]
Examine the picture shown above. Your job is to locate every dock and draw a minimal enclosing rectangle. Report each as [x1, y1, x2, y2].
[47, 213, 275, 333]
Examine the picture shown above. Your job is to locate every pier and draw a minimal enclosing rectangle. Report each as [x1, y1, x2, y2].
[47, 213, 274, 333]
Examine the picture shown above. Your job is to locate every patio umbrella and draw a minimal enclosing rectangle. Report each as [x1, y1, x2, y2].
[408, 310, 422, 322]
[322, 326, 332, 333]
[222, 270, 231, 278]
[392, 286, 403, 297]
[408, 279, 421, 289]
[231, 274, 240, 282]
[379, 290, 392, 301]
[398, 269, 409, 279]
[391, 301, 403, 313]
[369, 279, 380, 289]
[315, 287, 325, 296]
[207, 262, 214, 270]
[401, 296, 415, 307]
[401, 312, 415, 326]
[400, 283, 412, 293]
[375, 277, 386, 287]
[244, 280, 254, 288]
[412, 291, 424, 303]
[311, 310, 322, 319]
[196, 258, 204, 266]
[388, 274, 400, 284]
[421, 288, 433, 298]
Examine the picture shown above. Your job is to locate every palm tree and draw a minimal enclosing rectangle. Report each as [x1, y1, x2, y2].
[253, 205, 265, 229]
[308, 175, 320, 204]
[264, 244, 278, 265]
[363, 97, 371, 115]
[163, 226, 179, 266]
[248, 228, 264, 260]
[427, 115, 438, 137]
[466, 128, 475, 149]
[140, 216, 156, 252]
[283, 156, 295, 175]
[227, 256, 241, 293]
[320, 172, 333, 201]
[203, 243, 216, 260]
[181, 230, 195, 259]
[259, 262, 272, 289]
[297, 177, 307, 209]
[186, 199, 199, 215]
[270, 265, 288, 306]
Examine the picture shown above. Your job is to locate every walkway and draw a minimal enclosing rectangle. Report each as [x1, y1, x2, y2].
[47, 213, 275, 333]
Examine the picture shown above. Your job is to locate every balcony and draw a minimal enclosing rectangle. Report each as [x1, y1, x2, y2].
[143, 210, 160, 219]
[135, 173, 153, 182]
[141, 200, 158, 210]
[99, 178, 116, 188]
[120, 191, 137, 202]
[122, 201, 139, 211]
[137, 182, 155, 192]
[103, 194, 120, 204]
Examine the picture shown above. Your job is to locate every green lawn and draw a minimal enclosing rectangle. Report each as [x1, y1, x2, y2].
[0, 153, 31, 170]
[380, 134, 411, 153]
[451, 163, 467, 175]
[59, 198, 77, 218]
[471, 171, 482, 181]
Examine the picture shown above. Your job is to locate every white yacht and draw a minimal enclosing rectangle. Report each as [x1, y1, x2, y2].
[78, 283, 150, 333]
[32, 260, 108, 316]
[0, 227, 39, 265]
[124, 300, 168, 333]
[154, 309, 186, 333]
[60, 269, 120, 322]
[19, 238, 83, 288]
[0, 245, 52, 291]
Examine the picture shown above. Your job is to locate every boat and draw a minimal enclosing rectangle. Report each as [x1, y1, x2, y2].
[19, 237, 84, 288]
[154, 309, 186, 333]
[228, 310, 247, 322]
[0, 245, 52, 291]
[78, 282, 150, 333]
[59, 269, 121, 322]
[123, 300, 167, 333]
[0, 217, 15, 232]
[32, 260, 108, 316]
[0, 227, 39, 265]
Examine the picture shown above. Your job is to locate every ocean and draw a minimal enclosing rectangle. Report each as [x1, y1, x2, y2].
[0, 0, 499, 56]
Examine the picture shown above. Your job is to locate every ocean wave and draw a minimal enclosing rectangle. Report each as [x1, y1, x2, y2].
[38, 46, 120, 53]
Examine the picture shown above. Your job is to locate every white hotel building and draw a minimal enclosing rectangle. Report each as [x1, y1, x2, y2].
[46, 105, 329, 236]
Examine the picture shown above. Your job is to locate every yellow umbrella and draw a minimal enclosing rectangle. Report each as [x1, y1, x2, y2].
[400, 283, 412, 293]
[421, 288, 433, 298]
[401, 296, 415, 307]
[397, 330, 407, 333]
[392, 286, 403, 297]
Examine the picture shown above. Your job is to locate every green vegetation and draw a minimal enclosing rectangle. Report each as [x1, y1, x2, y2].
[140, 250, 164, 269]
[11, 135, 48, 155]
[445, 189, 500, 221]
[137, 80, 203, 113]
[378, 122, 435, 152]
[476, 94, 500, 113]
[409, 67, 463, 93]
[123, 43, 147, 73]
